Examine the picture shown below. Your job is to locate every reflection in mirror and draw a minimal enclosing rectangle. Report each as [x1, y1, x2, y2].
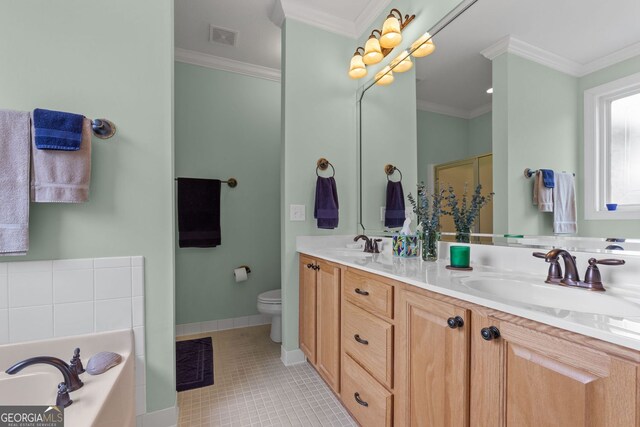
[358, 0, 640, 252]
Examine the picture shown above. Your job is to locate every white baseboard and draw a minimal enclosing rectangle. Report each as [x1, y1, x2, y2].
[137, 405, 178, 427]
[176, 314, 271, 337]
[280, 346, 306, 366]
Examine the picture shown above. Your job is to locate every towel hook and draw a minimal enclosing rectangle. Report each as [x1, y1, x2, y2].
[385, 164, 403, 182]
[316, 158, 335, 177]
[91, 119, 116, 139]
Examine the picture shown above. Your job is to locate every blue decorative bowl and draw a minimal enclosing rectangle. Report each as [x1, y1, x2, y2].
[606, 203, 618, 211]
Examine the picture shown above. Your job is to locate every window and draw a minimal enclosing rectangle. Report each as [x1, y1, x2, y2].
[584, 72, 640, 220]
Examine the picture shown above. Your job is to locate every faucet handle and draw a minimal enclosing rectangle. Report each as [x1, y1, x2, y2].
[590, 258, 625, 266]
[583, 258, 625, 292]
[532, 252, 562, 283]
[373, 239, 382, 253]
[57, 382, 73, 408]
[70, 348, 85, 375]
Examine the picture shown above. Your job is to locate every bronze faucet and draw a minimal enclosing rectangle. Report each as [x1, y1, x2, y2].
[354, 235, 382, 253]
[538, 249, 625, 291]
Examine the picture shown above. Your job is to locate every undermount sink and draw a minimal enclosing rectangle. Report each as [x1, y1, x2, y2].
[459, 276, 640, 317]
[320, 249, 373, 258]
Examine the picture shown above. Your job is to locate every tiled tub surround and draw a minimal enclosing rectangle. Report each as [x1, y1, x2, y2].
[0, 256, 148, 420]
[297, 235, 640, 351]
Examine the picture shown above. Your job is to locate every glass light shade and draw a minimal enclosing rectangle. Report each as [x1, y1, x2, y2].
[363, 36, 383, 65]
[380, 15, 402, 49]
[391, 51, 412, 73]
[375, 66, 394, 86]
[348, 54, 367, 79]
[411, 32, 436, 58]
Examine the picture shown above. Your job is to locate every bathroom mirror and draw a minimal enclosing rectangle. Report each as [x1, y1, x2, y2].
[358, 0, 640, 247]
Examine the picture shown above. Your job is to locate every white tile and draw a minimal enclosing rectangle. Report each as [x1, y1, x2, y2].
[94, 257, 131, 269]
[132, 267, 144, 297]
[132, 296, 144, 327]
[9, 305, 53, 342]
[7, 260, 52, 274]
[218, 318, 234, 330]
[0, 275, 7, 309]
[95, 267, 132, 300]
[135, 385, 147, 416]
[95, 298, 132, 332]
[0, 264, 6, 275]
[201, 320, 218, 332]
[133, 326, 145, 356]
[8, 271, 52, 308]
[52, 258, 93, 270]
[0, 309, 8, 344]
[182, 322, 201, 336]
[131, 256, 144, 267]
[53, 269, 93, 304]
[135, 355, 146, 386]
[54, 302, 94, 337]
[232, 316, 249, 328]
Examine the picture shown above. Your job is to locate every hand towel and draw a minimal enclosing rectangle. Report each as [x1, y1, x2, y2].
[32, 108, 84, 151]
[533, 170, 553, 212]
[177, 178, 221, 247]
[314, 176, 339, 229]
[0, 110, 31, 256]
[540, 169, 555, 188]
[31, 117, 92, 203]
[385, 181, 405, 228]
[553, 172, 577, 234]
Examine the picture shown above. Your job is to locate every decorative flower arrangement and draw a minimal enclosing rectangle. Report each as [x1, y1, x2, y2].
[444, 184, 494, 242]
[408, 183, 446, 261]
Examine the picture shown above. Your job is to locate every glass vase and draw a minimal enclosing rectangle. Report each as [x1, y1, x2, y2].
[455, 227, 471, 243]
[421, 228, 439, 261]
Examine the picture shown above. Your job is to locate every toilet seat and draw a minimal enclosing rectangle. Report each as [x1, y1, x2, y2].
[258, 289, 281, 305]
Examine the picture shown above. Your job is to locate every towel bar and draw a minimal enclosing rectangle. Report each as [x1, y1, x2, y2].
[174, 177, 238, 188]
[91, 119, 116, 139]
[524, 168, 574, 178]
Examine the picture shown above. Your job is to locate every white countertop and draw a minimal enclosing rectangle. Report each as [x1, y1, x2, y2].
[297, 236, 640, 352]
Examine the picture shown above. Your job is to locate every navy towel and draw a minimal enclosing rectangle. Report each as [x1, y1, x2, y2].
[177, 178, 221, 248]
[541, 169, 555, 188]
[314, 176, 339, 229]
[33, 108, 84, 151]
[385, 181, 405, 228]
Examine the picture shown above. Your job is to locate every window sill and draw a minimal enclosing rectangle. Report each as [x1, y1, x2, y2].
[584, 209, 640, 220]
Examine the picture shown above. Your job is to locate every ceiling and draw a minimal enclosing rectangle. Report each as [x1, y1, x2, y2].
[416, 0, 640, 116]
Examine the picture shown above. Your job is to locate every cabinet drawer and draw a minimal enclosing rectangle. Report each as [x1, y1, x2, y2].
[342, 355, 393, 427]
[344, 270, 394, 319]
[343, 302, 393, 388]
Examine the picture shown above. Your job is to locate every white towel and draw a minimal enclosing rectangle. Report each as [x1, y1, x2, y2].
[533, 170, 553, 212]
[0, 110, 31, 256]
[553, 172, 577, 234]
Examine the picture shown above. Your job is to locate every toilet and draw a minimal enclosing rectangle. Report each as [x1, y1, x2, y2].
[257, 289, 282, 343]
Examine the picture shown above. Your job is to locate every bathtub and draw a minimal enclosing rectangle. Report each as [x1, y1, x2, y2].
[0, 329, 135, 427]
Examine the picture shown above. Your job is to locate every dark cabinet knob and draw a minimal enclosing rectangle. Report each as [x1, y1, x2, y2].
[481, 326, 501, 341]
[315, 265, 320, 270]
[306, 263, 313, 269]
[354, 392, 369, 407]
[447, 316, 464, 329]
[354, 334, 369, 345]
[355, 288, 369, 296]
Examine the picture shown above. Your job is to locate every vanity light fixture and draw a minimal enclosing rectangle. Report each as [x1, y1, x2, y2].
[390, 51, 413, 73]
[375, 66, 394, 86]
[411, 32, 436, 58]
[347, 8, 415, 78]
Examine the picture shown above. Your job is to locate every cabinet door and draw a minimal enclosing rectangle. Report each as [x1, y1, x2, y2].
[396, 290, 470, 427]
[316, 259, 341, 393]
[474, 319, 638, 427]
[299, 255, 316, 364]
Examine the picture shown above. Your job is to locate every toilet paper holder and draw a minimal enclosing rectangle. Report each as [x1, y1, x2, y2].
[237, 265, 251, 274]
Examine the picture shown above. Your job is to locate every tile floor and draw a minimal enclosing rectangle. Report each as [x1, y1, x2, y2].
[177, 325, 357, 426]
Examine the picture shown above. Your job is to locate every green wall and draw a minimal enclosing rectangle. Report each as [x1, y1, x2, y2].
[577, 55, 640, 238]
[492, 53, 578, 235]
[174, 63, 281, 324]
[416, 110, 492, 183]
[0, 0, 175, 412]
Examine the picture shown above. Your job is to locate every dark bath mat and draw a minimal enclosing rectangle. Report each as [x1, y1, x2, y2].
[176, 337, 214, 392]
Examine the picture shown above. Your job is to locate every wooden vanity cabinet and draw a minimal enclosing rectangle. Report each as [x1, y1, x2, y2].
[298, 255, 341, 393]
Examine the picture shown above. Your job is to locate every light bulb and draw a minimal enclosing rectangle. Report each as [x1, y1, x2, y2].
[411, 32, 436, 58]
[380, 15, 402, 49]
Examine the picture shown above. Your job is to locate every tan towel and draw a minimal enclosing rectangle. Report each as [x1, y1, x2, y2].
[31, 117, 92, 203]
[553, 172, 577, 234]
[533, 170, 553, 212]
[0, 110, 31, 256]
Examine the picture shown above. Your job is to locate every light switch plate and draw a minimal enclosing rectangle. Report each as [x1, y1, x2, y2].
[380, 207, 386, 222]
[290, 204, 306, 221]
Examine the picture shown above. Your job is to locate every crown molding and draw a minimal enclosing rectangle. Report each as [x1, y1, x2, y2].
[175, 48, 281, 82]
[417, 99, 491, 120]
[469, 103, 492, 119]
[354, 0, 392, 38]
[271, 0, 357, 38]
[580, 41, 640, 77]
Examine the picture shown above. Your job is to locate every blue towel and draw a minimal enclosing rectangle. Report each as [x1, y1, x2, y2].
[541, 169, 555, 188]
[385, 181, 405, 228]
[314, 177, 339, 229]
[33, 108, 85, 151]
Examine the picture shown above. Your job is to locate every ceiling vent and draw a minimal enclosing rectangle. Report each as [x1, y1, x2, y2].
[209, 25, 237, 46]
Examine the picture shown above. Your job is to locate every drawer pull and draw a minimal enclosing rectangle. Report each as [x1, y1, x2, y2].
[354, 334, 369, 345]
[447, 316, 464, 329]
[354, 392, 369, 407]
[306, 263, 313, 269]
[355, 288, 369, 296]
[481, 326, 501, 341]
